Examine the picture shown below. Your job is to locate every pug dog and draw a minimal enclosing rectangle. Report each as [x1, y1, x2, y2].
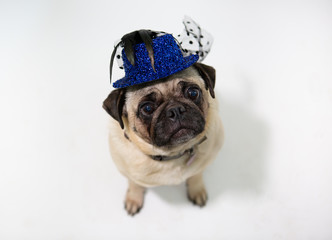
[103, 30, 224, 215]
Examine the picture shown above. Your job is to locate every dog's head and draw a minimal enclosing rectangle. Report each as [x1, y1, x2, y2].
[103, 62, 215, 149]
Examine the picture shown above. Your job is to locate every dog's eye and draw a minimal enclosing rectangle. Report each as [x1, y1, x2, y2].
[140, 103, 155, 115]
[186, 87, 200, 101]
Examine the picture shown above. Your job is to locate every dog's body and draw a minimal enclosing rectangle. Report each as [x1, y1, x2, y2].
[104, 64, 224, 215]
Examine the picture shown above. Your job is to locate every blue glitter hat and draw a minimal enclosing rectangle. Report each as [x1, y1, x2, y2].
[112, 34, 199, 89]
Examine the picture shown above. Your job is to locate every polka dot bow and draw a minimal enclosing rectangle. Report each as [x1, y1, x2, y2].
[176, 16, 213, 62]
[114, 16, 213, 69]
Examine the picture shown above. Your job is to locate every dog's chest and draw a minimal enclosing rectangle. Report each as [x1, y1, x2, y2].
[125, 150, 208, 187]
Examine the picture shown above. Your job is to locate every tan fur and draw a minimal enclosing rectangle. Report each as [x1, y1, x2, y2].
[107, 66, 224, 214]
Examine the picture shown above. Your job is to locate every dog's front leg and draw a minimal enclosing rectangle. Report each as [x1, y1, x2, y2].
[186, 172, 208, 207]
[124, 179, 146, 216]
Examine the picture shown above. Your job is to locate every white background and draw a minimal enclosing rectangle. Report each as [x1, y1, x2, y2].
[1, 0, 331, 239]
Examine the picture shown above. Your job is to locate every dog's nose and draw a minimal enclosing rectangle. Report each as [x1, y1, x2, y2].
[166, 105, 186, 121]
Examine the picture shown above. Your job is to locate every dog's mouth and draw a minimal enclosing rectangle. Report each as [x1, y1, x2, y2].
[153, 120, 205, 147]
[170, 127, 196, 143]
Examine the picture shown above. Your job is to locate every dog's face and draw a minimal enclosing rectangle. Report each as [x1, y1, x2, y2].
[103, 63, 216, 149]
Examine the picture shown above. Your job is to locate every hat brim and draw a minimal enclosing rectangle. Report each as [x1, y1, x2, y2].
[113, 54, 199, 89]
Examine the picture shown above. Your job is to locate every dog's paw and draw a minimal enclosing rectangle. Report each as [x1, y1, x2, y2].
[186, 174, 208, 207]
[187, 186, 208, 207]
[124, 185, 145, 216]
[124, 198, 143, 216]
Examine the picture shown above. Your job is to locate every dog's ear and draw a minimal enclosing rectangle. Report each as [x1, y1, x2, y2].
[103, 89, 126, 129]
[193, 62, 216, 98]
